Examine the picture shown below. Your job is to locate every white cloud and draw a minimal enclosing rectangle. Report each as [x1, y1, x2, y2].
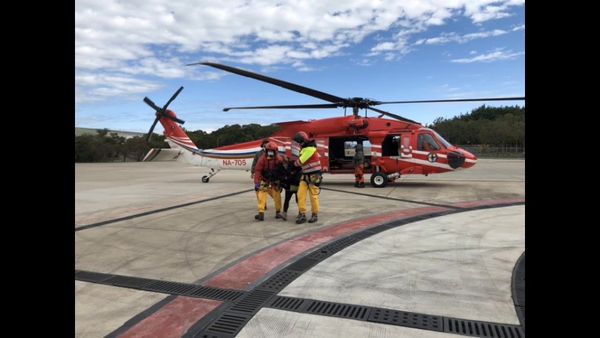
[76, 0, 524, 101]
[512, 24, 525, 31]
[292, 61, 317, 72]
[417, 29, 507, 46]
[371, 42, 396, 52]
[450, 49, 523, 63]
[463, 0, 524, 23]
[75, 72, 162, 103]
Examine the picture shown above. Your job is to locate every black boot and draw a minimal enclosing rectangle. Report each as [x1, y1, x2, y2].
[308, 214, 318, 223]
[358, 182, 365, 188]
[275, 211, 283, 219]
[296, 213, 306, 224]
[254, 212, 264, 221]
[354, 182, 359, 187]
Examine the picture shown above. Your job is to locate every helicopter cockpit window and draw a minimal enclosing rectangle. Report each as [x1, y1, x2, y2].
[417, 134, 440, 151]
[432, 130, 452, 148]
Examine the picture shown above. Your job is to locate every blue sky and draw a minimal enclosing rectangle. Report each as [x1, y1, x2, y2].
[76, 0, 524, 133]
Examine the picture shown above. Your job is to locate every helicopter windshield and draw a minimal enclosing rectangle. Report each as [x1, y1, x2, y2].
[432, 130, 452, 148]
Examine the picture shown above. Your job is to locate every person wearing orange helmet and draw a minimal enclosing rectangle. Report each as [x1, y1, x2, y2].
[293, 131, 322, 224]
[253, 141, 284, 221]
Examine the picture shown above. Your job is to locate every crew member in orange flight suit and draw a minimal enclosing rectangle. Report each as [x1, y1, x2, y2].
[253, 142, 284, 221]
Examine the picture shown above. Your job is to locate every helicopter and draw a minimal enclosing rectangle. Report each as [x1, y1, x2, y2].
[142, 62, 524, 187]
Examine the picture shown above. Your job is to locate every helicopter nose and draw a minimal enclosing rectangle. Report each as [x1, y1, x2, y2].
[460, 148, 477, 168]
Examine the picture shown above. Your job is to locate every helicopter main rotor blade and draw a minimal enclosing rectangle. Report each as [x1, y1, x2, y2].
[191, 62, 348, 104]
[376, 96, 525, 105]
[223, 103, 341, 111]
[367, 107, 419, 124]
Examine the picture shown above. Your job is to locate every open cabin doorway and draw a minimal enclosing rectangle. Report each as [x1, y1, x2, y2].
[328, 136, 372, 173]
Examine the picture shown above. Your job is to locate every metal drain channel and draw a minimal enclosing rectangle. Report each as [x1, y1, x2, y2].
[512, 252, 525, 328]
[267, 295, 523, 337]
[75, 270, 245, 302]
[189, 202, 524, 337]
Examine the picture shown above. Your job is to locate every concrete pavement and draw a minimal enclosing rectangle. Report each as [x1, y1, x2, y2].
[75, 159, 524, 337]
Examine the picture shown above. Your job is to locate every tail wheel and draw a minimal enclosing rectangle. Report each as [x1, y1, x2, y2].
[370, 172, 387, 188]
[202, 176, 210, 183]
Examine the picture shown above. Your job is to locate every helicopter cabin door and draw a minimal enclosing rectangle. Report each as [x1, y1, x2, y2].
[315, 137, 329, 172]
[400, 134, 412, 158]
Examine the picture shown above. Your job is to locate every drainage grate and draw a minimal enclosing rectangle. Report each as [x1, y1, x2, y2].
[307, 248, 333, 261]
[368, 308, 442, 331]
[104, 275, 156, 290]
[199, 291, 276, 337]
[256, 270, 301, 292]
[305, 300, 370, 320]
[269, 296, 306, 311]
[324, 235, 363, 252]
[264, 296, 525, 338]
[75, 270, 112, 283]
[203, 313, 249, 335]
[512, 253, 525, 306]
[144, 280, 197, 295]
[511, 252, 525, 329]
[189, 287, 244, 302]
[229, 290, 275, 314]
[444, 317, 524, 338]
[286, 257, 319, 272]
[306, 235, 364, 261]
[75, 270, 245, 302]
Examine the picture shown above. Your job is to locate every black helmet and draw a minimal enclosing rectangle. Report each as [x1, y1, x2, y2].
[294, 131, 310, 145]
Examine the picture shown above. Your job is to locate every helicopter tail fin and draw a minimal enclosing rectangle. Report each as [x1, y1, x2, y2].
[159, 110, 200, 152]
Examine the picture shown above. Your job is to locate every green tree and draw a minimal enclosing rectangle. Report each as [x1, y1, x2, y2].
[430, 105, 524, 147]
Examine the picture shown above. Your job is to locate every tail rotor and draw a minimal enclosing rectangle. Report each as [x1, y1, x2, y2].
[143, 86, 186, 142]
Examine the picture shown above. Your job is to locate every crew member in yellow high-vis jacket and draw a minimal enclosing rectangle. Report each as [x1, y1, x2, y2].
[293, 131, 322, 224]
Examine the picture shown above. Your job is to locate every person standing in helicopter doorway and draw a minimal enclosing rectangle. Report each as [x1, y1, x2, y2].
[293, 131, 322, 224]
[353, 143, 365, 188]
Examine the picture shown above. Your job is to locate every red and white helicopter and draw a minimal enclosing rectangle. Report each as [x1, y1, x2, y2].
[142, 62, 524, 187]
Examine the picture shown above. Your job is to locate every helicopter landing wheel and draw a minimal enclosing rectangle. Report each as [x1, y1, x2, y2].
[202, 175, 210, 183]
[370, 172, 387, 188]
